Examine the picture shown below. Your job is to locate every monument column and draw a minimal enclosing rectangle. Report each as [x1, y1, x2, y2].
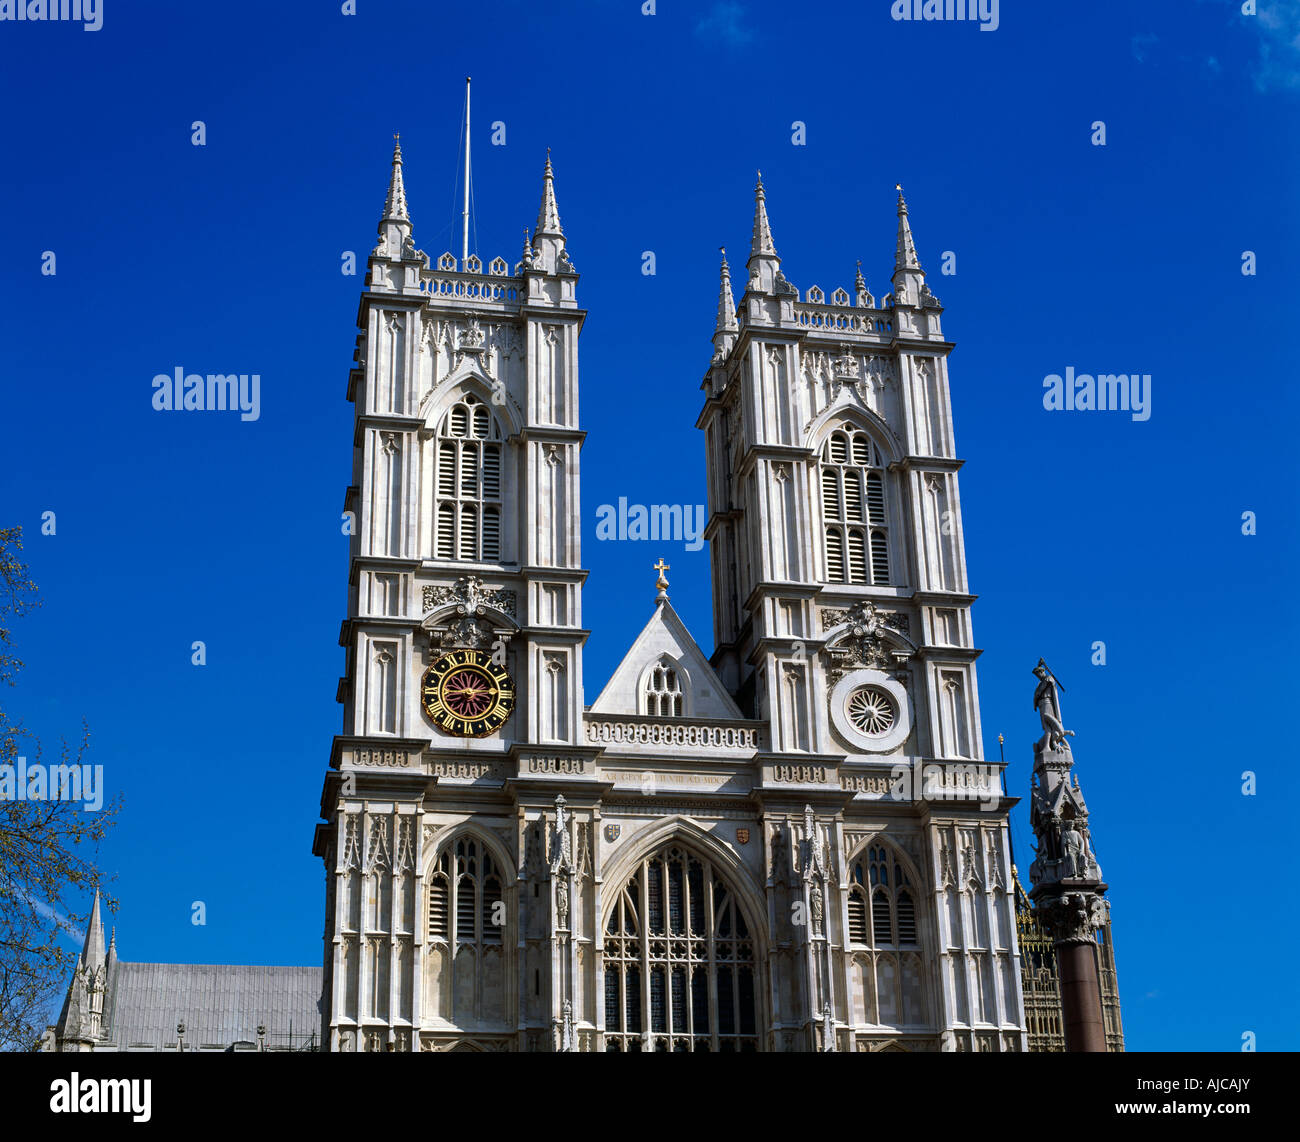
[1026, 659, 1109, 1053]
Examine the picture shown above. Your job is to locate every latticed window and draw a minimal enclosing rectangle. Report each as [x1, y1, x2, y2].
[848, 845, 917, 948]
[604, 844, 758, 1051]
[821, 427, 889, 585]
[435, 396, 502, 562]
[644, 658, 684, 717]
[427, 837, 503, 947]
[847, 844, 926, 1029]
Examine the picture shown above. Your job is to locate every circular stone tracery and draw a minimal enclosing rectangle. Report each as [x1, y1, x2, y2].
[846, 686, 896, 736]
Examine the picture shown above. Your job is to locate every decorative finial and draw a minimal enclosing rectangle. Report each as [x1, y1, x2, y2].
[653, 558, 670, 599]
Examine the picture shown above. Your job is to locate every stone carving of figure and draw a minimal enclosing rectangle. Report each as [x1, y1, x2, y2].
[809, 882, 824, 933]
[1061, 818, 1085, 879]
[556, 877, 570, 931]
[1032, 658, 1075, 753]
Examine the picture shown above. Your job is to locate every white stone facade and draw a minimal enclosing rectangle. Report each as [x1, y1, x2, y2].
[313, 146, 1027, 1052]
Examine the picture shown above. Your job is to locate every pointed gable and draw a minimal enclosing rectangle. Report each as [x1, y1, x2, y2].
[589, 599, 743, 720]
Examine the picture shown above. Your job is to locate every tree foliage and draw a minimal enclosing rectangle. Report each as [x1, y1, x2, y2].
[0, 526, 120, 1051]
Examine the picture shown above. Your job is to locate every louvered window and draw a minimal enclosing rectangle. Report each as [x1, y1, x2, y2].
[427, 838, 505, 947]
[849, 843, 927, 1030]
[435, 396, 503, 562]
[850, 844, 918, 948]
[848, 891, 868, 944]
[821, 427, 890, 585]
[428, 868, 449, 940]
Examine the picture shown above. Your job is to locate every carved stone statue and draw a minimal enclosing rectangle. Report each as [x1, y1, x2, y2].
[1061, 818, 1085, 879]
[1032, 659, 1075, 753]
[556, 877, 570, 931]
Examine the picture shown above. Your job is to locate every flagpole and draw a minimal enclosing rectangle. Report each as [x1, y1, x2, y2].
[461, 76, 471, 264]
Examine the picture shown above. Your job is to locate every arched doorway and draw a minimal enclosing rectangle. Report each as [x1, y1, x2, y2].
[602, 842, 760, 1051]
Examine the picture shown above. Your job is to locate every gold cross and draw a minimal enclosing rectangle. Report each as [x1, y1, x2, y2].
[653, 558, 670, 590]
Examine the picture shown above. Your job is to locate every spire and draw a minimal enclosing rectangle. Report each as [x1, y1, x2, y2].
[712, 247, 739, 360]
[534, 148, 563, 239]
[529, 150, 568, 274]
[750, 171, 777, 260]
[383, 134, 409, 222]
[716, 248, 737, 331]
[893, 184, 920, 273]
[745, 171, 783, 294]
[81, 888, 106, 971]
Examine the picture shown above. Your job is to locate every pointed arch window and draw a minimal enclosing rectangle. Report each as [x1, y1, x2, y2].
[821, 427, 890, 585]
[847, 844, 926, 1030]
[604, 844, 758, 1051]
[427, 836, 504, 948]
[644, 658, 684, 717]
[435, 396, 502, 562]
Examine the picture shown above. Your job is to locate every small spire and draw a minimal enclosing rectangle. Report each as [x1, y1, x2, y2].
[653, 558, 670, 601]
[81, 888, 106, 970]
[522, 226, 534, 259]
[535, 149, 563, 238]
[750, 171, 777, 259]
[894, 183, 920, 273]
[715, 247, 738, 334]
[383, 134, 409, 222]
[854, 259, 866, 292]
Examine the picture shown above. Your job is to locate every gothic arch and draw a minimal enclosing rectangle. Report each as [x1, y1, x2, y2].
[599, 818, 769, 1051]
[635, 654, 692, 717]
[841, 834, 937, 1036]
[421, 824, 517, 1034]
[420, 370, 523, 440]
[422, 822, 516, 888]
[600, 816, 765, 936]
[805, 402, 898, 465]
[809, 412, 900, 587]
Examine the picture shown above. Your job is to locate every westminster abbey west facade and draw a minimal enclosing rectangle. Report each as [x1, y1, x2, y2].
[311, 137, 1122, 1054]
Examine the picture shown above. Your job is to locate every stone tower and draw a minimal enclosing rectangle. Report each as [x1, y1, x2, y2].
[313, 138, 591, 1051]
[695, 179, 1026, 1049]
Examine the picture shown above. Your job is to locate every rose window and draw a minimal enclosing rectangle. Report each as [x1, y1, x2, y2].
[847, 686, 895, 736]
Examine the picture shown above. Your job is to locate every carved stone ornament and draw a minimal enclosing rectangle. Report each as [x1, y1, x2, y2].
[424, 576, 518, 651]
[820, 601, 911, 680]
[1036, 890, 1108, 946]
[424, 576, 518, 619]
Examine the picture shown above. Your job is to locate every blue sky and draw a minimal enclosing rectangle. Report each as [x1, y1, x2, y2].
[1, 0, 1297, 1050]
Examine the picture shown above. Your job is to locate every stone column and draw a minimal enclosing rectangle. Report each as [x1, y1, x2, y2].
[1025, 659, 1110, 1053]
[1038, 891, 1108, 1052]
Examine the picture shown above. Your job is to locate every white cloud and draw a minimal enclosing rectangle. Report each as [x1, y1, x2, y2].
[695, 2, 755, 48]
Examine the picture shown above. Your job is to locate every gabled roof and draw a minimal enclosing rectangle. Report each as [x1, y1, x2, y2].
[589, 598, 743, 719]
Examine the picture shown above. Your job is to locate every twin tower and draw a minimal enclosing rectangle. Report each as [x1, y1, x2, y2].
[312, 137, 1025, 1052]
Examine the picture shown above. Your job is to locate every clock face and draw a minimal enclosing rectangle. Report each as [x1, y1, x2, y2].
[421, 649, 514, 738]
